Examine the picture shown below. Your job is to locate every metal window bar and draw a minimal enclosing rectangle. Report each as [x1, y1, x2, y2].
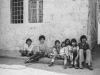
[29, 0, 43, 23]
[11, 0, 23, 24]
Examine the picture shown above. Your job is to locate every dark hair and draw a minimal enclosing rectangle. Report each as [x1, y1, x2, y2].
[55, 40, 60, 45]
[71, 38, 77, 46]
[26, 38, 32, 43]
[80, 35, 87, 42]
[61, 41, 65, 47]
[39, 35, 45, 41]
[65, 39, 70, 46]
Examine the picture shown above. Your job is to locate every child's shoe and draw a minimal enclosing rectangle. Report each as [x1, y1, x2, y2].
[49, 62, 53, 67]
[87, 65, 93, 70]
[63, 64, 67, 69]
[69, 64, 73, 68]
[79, 64, 83, 69]
[24, 60, 30, 64]
[74, 65, 78, 69]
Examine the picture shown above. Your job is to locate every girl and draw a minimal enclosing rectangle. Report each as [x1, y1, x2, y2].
[64, 39, 71, 59]
[69, 39, 79, 69]
[49, 40, 67, 69]
[59, 41, 68, 69]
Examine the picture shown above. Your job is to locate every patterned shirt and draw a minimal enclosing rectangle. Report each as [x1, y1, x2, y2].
[71, 46, 79, 52]
[78, 42, 90, 51]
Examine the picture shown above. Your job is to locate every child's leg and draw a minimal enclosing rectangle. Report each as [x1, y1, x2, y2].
[49, 53, 57, 66]
[25, 52, 40, 63]
[86, 49, 93, 70]
[79, 49, 84, 69]
[27, 51, 34, 57]
[63, 54, 67, 69]
[19, 50, 27, 56]
[69, 53, 74, 68]
[73, 52, 78, 69]
[86, 49, 92, 65]
[51, 48, 57, 63]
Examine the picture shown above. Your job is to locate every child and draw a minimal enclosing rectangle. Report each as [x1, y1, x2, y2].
[49, 40, 67, 69]
[69, 39, 79, 69]
[64, 39, 71, 59]
[25, 35, 49, 63]
[19, 38, 34, 57]
[78, 35, 93, 70]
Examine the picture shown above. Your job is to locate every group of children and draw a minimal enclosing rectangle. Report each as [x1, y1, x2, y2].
[19, 35, 93, 70]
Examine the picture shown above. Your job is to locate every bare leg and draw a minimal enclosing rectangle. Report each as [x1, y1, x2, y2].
[63, 55, 67, 69]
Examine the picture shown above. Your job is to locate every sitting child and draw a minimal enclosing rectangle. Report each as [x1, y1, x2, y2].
[69, 39, 79, 69]
[78, 35, 93, 70]
[64, 38, 71, 59]
[19, 38, 34, 57]
[49, 40, 68, 69]
[25, 35, 49, 63]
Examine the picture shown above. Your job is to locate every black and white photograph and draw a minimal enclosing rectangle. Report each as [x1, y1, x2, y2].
[0, 0, 100, 75]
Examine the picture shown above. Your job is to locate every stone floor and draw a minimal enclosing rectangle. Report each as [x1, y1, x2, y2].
[0, 45, 100, 75]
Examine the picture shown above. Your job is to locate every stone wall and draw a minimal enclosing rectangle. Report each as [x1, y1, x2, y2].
[0, 0, 90, 53]
[88, 0, 98, 49]
[97, 0, 100, 44]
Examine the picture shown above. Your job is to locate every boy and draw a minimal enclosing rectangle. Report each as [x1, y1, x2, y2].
[78, 35, 93, 70]
[25, 35, 49, 63]
[19, 38, 34, 57]
[49, 40, 67, 69]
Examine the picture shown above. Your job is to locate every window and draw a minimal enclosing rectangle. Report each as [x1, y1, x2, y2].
[11, 0, 23, 24]
[29, 0, 43, 23]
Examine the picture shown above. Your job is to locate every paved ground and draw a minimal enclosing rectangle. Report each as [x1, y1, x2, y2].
[0, 45, 100, 75]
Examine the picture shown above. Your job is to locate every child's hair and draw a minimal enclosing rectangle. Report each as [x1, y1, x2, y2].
[65, 38, 70, 46]
[39, 35, 45, 41]
[55, 40, 60, 45]
[61, 41, 65, 47]
[71, 38, 77, 46]
[26, 38, 32, 43]
[80, 35, 87, 42]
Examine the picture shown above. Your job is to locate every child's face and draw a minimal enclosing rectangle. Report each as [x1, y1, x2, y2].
[62, 43, 65, 47]
[40, 38, 45, 44]
[56, 42, 60, 47]
[66, 40, 70, 45]
[26, 41, 32, 46]
[72, 42, 76, 46]
[82, 38, 87, 43]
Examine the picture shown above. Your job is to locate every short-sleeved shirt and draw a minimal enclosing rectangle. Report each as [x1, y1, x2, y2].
[71, 46, 79, 52]
[23, 43, 34, 52]
[78, 43, 90, 51]
[37, 43, 49, 53]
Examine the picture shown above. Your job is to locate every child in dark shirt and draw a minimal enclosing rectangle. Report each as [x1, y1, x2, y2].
[78, 35, 93, 70]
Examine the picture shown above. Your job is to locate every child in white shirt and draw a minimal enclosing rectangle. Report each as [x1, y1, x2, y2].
[19, 38, 34, 57]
